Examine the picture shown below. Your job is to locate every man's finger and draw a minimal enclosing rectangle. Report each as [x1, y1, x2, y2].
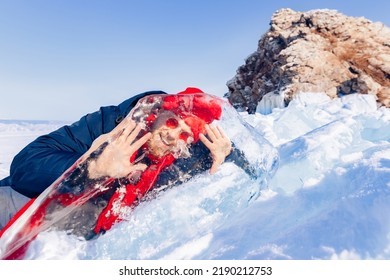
[129, 163, 148, 173]
[199, 133, 212, 150]
[125, 124, 142, 144]
[211, 125, 223, 139]
[205, 124, 217, 142]
[216, 126, 228, 139]
[130, 132, 152, 152]
[112, 117, 131, 134]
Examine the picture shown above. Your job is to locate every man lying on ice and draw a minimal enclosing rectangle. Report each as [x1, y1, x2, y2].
[0, 88, 256, 255]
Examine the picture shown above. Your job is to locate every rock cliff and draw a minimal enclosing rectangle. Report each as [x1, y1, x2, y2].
[226, 9, 390, 113]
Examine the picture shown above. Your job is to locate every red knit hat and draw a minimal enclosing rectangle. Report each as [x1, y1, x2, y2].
[162, 87, 222, 142]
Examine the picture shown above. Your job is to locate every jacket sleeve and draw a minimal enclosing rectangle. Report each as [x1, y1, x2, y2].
[10, 90, 166, 198]
[224, 143, 258, 179]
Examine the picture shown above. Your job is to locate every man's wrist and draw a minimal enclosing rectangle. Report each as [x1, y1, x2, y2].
[87, 160, 103, 179]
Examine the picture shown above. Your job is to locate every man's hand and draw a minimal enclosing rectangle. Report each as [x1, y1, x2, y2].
[86, 118, 151, 179]
[199, 124, 232, 174]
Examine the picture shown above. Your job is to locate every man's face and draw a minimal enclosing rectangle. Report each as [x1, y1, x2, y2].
[148, 112, 194, 158]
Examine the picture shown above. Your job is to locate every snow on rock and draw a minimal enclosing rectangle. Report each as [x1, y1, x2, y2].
[226, 8, 390, 113]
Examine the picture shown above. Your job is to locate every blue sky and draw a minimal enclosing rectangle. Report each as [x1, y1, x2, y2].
[1, 0, 389, 121]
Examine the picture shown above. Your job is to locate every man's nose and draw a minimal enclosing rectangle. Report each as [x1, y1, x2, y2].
[166, 129, 180, 144]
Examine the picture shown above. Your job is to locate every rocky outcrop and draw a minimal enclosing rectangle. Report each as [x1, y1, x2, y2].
[226, 9, 390, 113]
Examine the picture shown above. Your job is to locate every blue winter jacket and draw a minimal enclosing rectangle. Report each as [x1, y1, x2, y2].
[1, 90, 166, 198]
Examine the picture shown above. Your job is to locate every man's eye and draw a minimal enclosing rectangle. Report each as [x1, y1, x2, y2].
[179, 132, 190, 142]
[165, 118, 179, 128]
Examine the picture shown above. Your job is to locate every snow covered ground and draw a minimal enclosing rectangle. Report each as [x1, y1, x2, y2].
[0, 120, 65, 177]
[1, 93, 389, 260]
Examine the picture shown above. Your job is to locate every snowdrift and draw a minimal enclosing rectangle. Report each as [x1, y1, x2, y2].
[0, 93, 389, 259]
[0, 93, 278, 259]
